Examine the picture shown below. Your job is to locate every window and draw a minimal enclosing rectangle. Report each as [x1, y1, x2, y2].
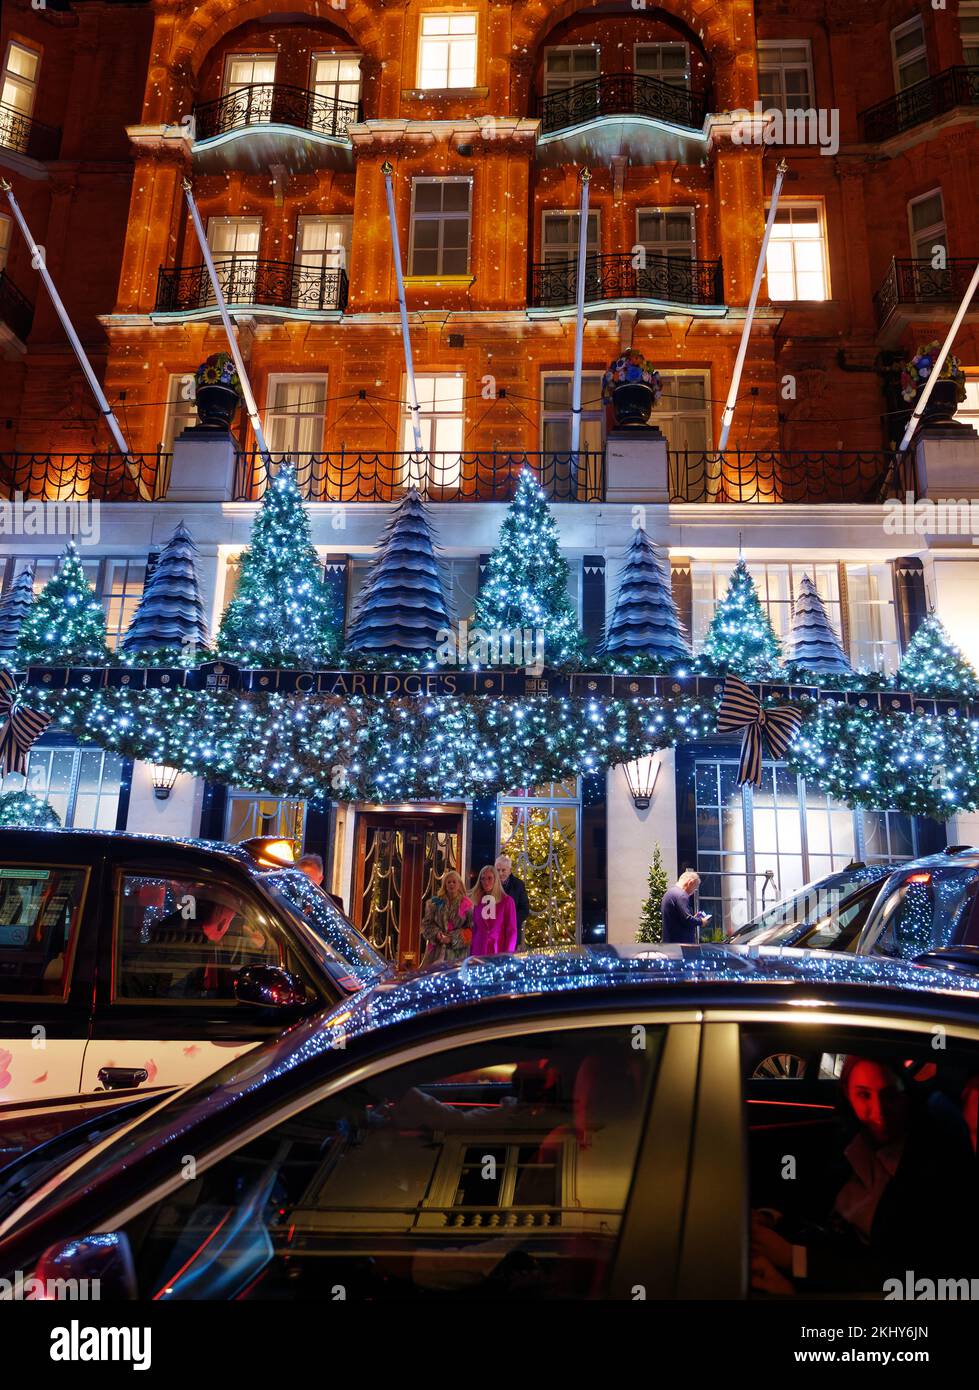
[225, 794, 306, 852]
[161, 373, 197, 453]
[297, 216, 351, 275]
[101, 558, 146, 650]
[400, 373, 465, 488]
[113, 871, 306, 1004]
[206, 217, 261, 303]
[892, 15, 928, 91]
[765, 202, 829, 301]
[756, 41, 814, 110]
[417, 14, 478, 89]
[907, 188, 946, 261]
[540, 373, 605, 501]
[861, 810, 919, 864]
[221, 53, 276, 126]
[962, 3, 979, 66]
[408, 178, 472, 276]
[691, 561, 841, 655]
[636, 208, 696, 262]
[541, 210, 600, 266]
[0, 864, 88, 1002]
[263, 376, 327, 457]
[25, 745, 125, 830]
[844, 562, 900, 672]
[0, 42, 40, 151]
[656, 373, 712, 454]
[311, 53, 361, 113]
[635, 43, 691, 89]
[120, 1024, 661, 1299]
[960, 379, 979, 435]
[499, 784, 580, 947]
[542, 46, 600, 95]
[0, 214, 11, 273]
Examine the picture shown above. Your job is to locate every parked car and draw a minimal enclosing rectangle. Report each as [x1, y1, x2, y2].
[5, 946, 979, 1301]
[856, 846, 979, 968]
[0, 828, 391, 1103]
[728, 862, 893, 952]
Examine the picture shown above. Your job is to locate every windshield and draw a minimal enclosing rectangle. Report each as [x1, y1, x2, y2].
[860, 866, 979, 960]
[732, 867, 886, 946]
[264, 869, 391, 990]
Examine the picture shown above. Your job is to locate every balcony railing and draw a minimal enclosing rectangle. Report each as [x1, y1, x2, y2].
[0, 270, 34, 344]
[233, 451, 606, 502]
[537, 73, 709, 135]
[155, 257, 349, 314]
[0, 101, 61, 161]
[860, 65, 979, 142]
[670, 450, 913, 504]
[0, 452, 171, 502]
[531, 251, 723, 310]
[874, 256, 979, 328]
[193, 83, 360, 142]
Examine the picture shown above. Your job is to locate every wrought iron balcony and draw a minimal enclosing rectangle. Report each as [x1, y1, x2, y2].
[537, 73, 709, 135]
[860, 66, 979, 142]
[874, 257, 978, 329]
[0, 270, 34, 344]
[530, 251, 723, 311]
[155, 257, 349, 314]
[0, 452, 171, 502]
[669, 450, 913, 505]
[193, 83, 360, 142]
[0, 101, 61, 161]
[233, 450, 606, 503]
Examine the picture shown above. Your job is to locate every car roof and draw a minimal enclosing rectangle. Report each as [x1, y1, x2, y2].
[0, 825, 263, 872]
[880, 847, 979, 872]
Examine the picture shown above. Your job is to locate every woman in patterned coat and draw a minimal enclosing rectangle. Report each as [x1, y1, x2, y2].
[420, 869, 473, 966]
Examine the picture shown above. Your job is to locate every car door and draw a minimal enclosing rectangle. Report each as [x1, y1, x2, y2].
[0, 839, 100, 1102]
[80, 845, 327, 1094]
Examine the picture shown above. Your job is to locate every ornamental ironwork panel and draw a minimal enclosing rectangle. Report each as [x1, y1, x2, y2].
[0, 270, 34, 344]
[538, 73, 709, 135]
[531, 252, 723, 309]
[0, 453, 171, 502]
[670, 450, 913, 505]
[874, 257, 979, 327]
[155, 258, 348, 313]
[193, 83, 360, 142]
[860, 66, 979, 142]
[0, 101, 61, 160]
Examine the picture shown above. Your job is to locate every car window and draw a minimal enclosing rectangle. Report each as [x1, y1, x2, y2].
[743, 1022, 979, 1298]
[795, 890, 875, 952]
[119, 1024, 663, 1300]
[0, 864, 88, 1001]
[265, 870, 389, 990]
[113, 871, 310, 1003]
[862, 867, 979, 960]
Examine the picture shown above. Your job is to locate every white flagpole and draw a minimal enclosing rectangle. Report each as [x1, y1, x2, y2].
[180, 179, 271, 462]
[1, 177, 143, 487]
[898, 259, 979, 452]
[381, 160, 423, 453]
[570, 168, 592, 459]
[718, 158, 788, 451]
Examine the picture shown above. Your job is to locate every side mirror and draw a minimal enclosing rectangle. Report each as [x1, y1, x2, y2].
[234, 963, 309, 1009]
[34, 1232, 137, 1300]
[912, 946, 979, 976]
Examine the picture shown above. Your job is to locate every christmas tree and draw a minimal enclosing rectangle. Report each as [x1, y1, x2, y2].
[600, 528, 689, 663]
[787, 574, 851, 675]
[503, 806, 577, 948]
[217, 465, 340, 666]
[701, 558, 781, 678]
[474, 470, 585, 666]
[0, 565, 35, 663]
[122, 521, 210, 658]
[636, 844, 669, 944]
[345, 489, 452, 655]
[897, 614, 979, 696]
[18, 543, 109, 666]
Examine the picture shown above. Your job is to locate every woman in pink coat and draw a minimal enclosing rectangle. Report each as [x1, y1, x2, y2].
[469, 865, 518, 956]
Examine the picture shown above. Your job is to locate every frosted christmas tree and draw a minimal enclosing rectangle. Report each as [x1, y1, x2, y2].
[0, 565, 35, 663]
[897, 614, 979, 696]
[345, 489, 452, 655]
[18, 543, 109, 666]
[600, 528, 689, 663]
[701, 558, 782, 679]
[122, 521, 210, 657]
[786, 574, 851, 675]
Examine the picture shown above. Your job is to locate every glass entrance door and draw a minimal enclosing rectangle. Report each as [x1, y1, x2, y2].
[354, 811, 462, 969]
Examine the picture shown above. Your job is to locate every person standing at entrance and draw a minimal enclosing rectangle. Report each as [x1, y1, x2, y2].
[661, 870, 709, 944]
[495, 854, 530, 949]
[421, 869, 473, 967]
[470, 865, 518, 956]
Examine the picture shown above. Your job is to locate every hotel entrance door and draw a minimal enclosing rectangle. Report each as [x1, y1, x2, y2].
[353, 811, 463, 969]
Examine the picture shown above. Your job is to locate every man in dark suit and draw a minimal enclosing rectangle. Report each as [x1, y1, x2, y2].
[496, 854, 531, 949]
[661, 870, 708, 944]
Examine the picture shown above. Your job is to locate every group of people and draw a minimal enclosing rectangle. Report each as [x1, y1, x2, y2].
[420, 855, 531, 967]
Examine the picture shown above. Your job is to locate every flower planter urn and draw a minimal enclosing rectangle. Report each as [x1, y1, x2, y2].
[195, 382, 241, 431]
[916, 378, 960, 426]
[611, 380, 656, 428]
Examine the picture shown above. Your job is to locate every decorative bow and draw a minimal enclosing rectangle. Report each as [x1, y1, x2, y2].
[0, 668, 51, 777]
[716, 674, 805, 787]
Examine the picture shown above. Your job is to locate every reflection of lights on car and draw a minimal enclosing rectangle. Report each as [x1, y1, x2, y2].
[786, 999, 828, 1009]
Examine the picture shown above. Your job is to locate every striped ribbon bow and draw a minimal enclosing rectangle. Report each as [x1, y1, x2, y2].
[0, 668, 50, 777]
[716, 674, 805, 787]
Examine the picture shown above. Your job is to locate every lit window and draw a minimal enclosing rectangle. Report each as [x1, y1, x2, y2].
[25, 744, 125, 830]
[692, 562, 841, 657]
[101, 558, 147, 651]
[765, 202, 829, 300]
[418, 14, 477, 89]
[264, 375, 327, 456]
[844, 562, 900, 673]
[756, 41, 814, 110]
[161, 373, 197, 453]
[401, 373, 465, 490]
[311, 54, 361, 109]
[655, 373, 711, 454]
[408, 178, 472, 276]
[892, 15, 928, 92]
[0, 214, 10, 273]
[0, 41, 40, 152]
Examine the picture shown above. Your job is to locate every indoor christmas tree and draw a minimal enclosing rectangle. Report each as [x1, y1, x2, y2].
[474, 470, 584, 666]
[0, 565, 35, 663]
[345, 489, 452, 656]
[786, 574, 851, 676]
[217, 465, 340, 666]
[503, 806, 577, 948]
[701, 558, 782, 678]
[122, 521, 210, 658]
[897, 614, 979, 697]
[636, 844, 669, 944]
[18, 543, 109, 666]
[600, 528, 689, 663]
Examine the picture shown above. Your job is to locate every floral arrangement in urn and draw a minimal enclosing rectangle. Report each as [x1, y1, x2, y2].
[195, 351, 242, 395]
[900, 341, 967, 405]
[602, 350, 663, 427]
[193, 352, 243, 430]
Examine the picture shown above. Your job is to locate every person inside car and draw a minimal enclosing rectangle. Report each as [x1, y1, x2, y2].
[751, 1054, 977, 1295]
